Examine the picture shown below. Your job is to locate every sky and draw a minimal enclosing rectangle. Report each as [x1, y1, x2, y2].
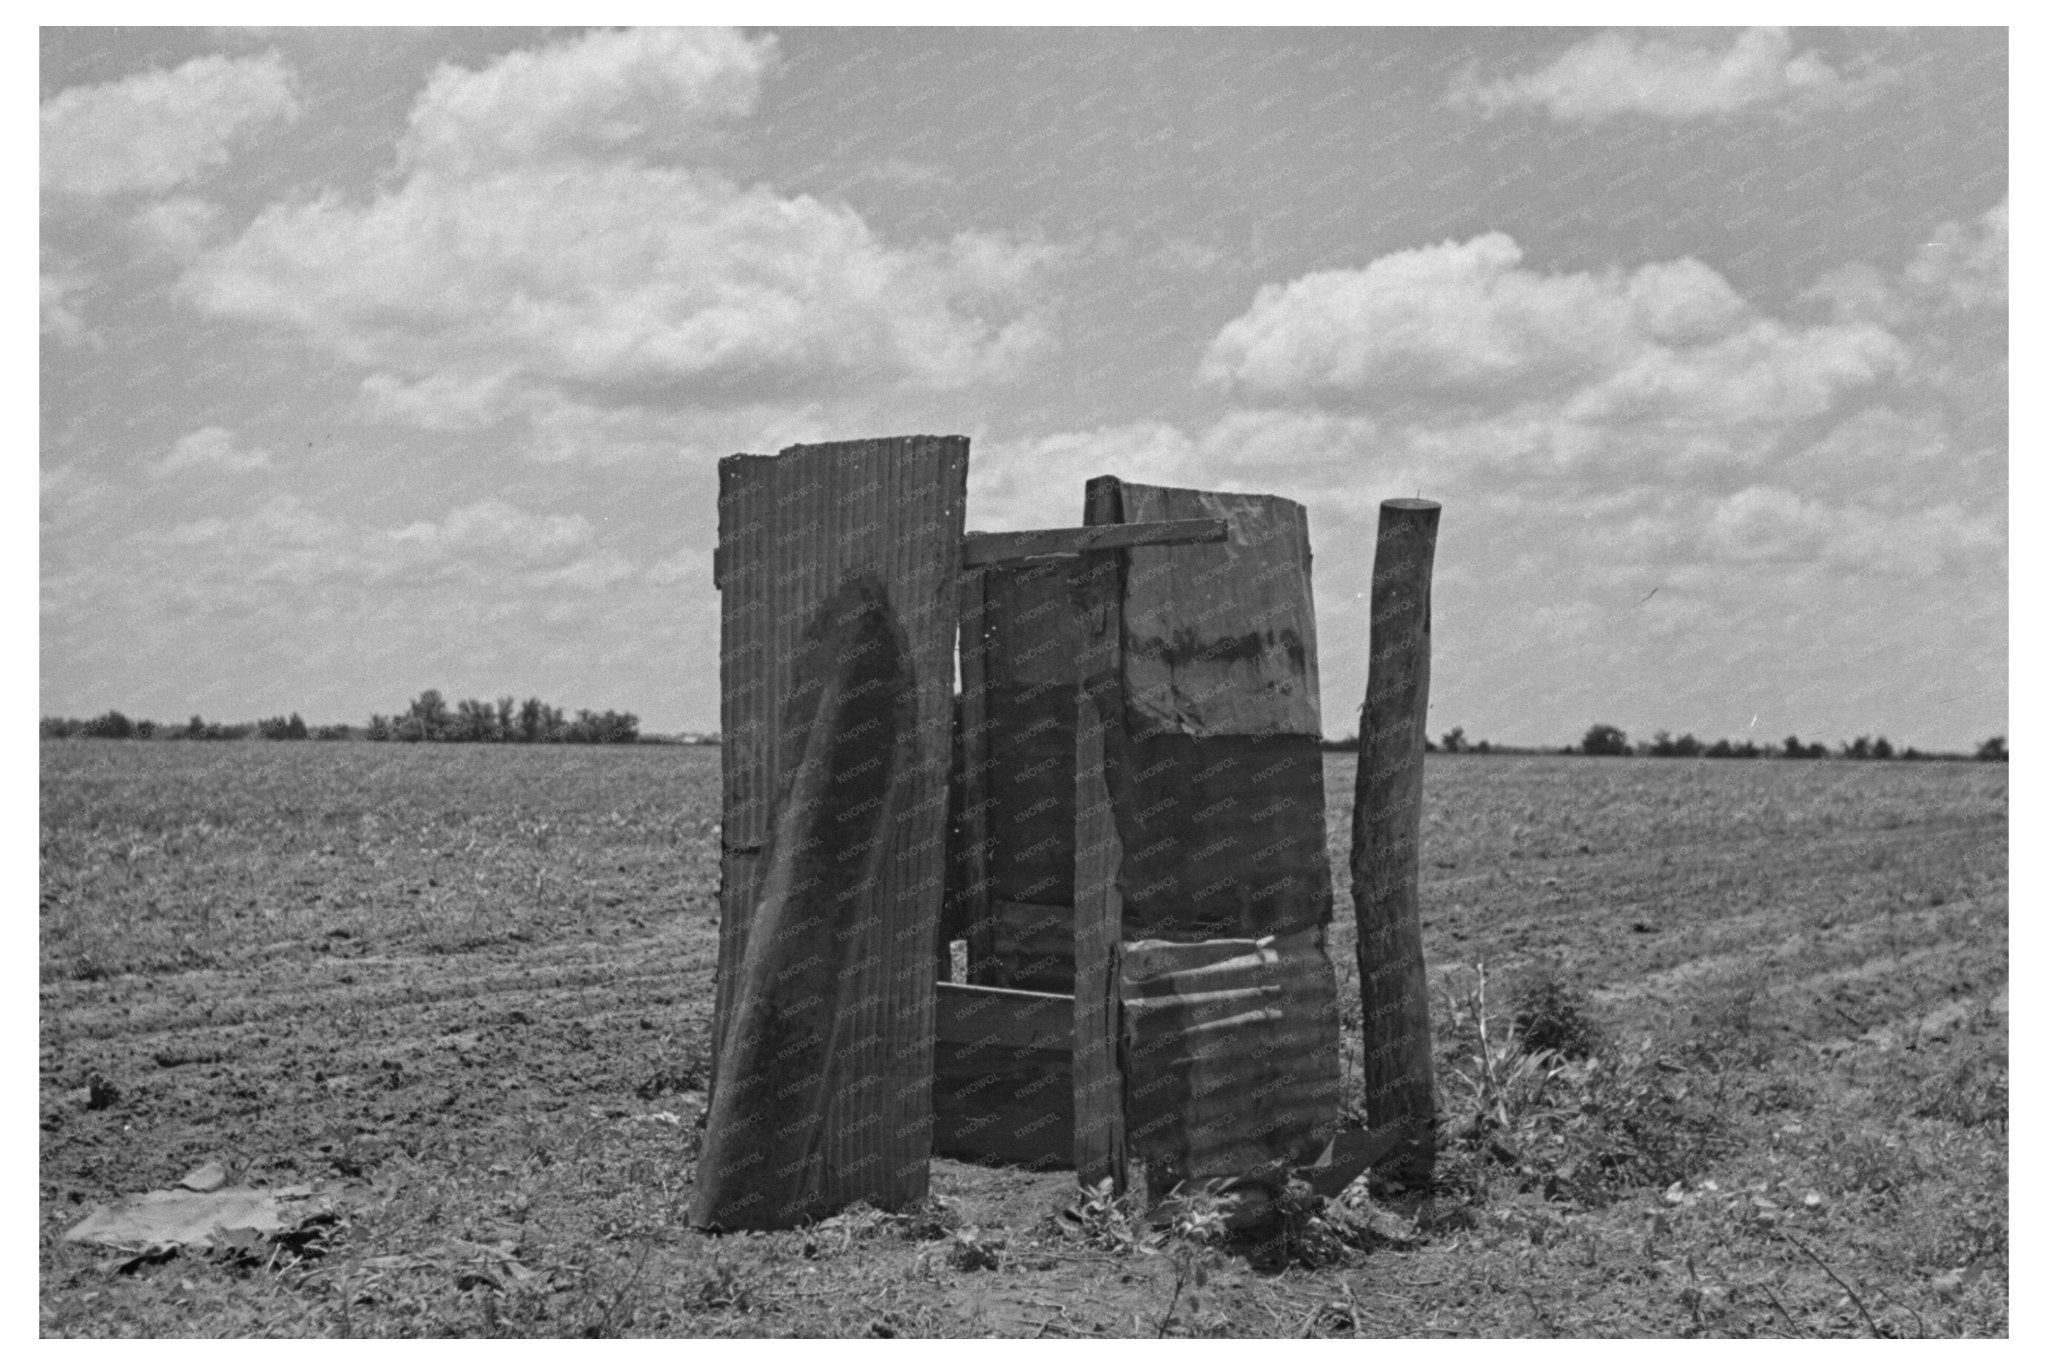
[38, 26, 2008, 750]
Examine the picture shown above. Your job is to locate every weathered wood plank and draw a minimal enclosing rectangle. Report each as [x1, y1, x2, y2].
[1071, 476, 1128, 1190]
[1354, 497, 1441, 1185]
[1091, 479, 1342, 1203]
[932, 982, 1073, 1169]
[972, 560, 1080, 989]
[934, 980, 1073, 1051]
[961, 518, 1226, 566]
[955, 567, 995, 984]
[1115, 485, 1320, 740]
[697, 435, 967, 1230]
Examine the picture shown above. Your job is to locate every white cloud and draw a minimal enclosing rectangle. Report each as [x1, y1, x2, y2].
[1448, 27, 1893, 123]
[153, 426, 274, 478]
[1807, 200, 2009, 327]
[398, 27, 773, 178]
[41, 52, 300, 199]
[131, 196, 227, 261]
[40, 262, 98, 348]
[1201, 232, 1901, 431]
[181, 28, 1061, 432]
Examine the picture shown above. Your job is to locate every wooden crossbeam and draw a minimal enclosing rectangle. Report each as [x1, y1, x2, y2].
[960, 517, 1226, 567]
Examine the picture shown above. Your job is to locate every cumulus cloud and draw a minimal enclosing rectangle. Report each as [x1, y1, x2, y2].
[40, 261, 98, 348]
[180, 27, 1059, 441]
[1447, 27, 1893, 123]
[398, 27, 773, 177]
[130, 196, 227, 261]
[1201, 232, 1901, 432]
[42, 52, 300, 199]
[153, 426, 274, 478]
[1807, 200, 2009, 327]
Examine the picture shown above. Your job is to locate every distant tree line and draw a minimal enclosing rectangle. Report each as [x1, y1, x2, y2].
[1568, 723, 2007, 762]
[41, 710, 355, 741]
[366, 690, 639, 744]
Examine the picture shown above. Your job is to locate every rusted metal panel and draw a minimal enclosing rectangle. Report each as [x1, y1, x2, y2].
[1115, 484, 1320, 741]
[697, 435, 967, 1230]
[1120, 931, 1342, 1190]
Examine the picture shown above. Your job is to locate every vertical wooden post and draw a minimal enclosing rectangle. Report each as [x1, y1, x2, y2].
[956, 568, 994, 982]
[1354, 497, 1441, 1184]
[1072, 477, 1127, 1189]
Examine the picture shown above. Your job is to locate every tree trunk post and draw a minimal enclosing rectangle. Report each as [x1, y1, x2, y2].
[1353, 497, 1440, 1184]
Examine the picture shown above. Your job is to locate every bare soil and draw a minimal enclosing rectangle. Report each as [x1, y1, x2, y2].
[39, 742, 2007, 1337]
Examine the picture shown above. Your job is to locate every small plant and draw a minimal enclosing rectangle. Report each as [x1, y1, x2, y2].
[1511, 971, 1602, 1059]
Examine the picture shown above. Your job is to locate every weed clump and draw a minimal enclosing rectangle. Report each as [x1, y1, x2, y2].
[1912, 1045, 2008, 1130]
[1510, 972, 1601, 1059]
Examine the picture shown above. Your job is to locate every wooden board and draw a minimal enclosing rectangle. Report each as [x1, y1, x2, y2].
[1072, 478, 1128, 1188]
[696, 435, 967, 1230]
[1081, 477, 1342, 1201]
[977, 559, 1082, 990]
[1115, 485, 1320, 740]
[932, 978, 1074, 1170]
[1355, 498, 1442, 1183]
[961, 518, 1226, 565]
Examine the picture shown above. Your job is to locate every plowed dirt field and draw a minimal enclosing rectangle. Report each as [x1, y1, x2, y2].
[39, 742, 2007, 1337]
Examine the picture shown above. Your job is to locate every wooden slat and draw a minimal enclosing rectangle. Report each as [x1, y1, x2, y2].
[696, 435, 968, 1231]
[961, 517, 1226, 566]
[1071, 476, 1128, 1190]
[955, 567, 995, 983]
[934, 981, 1073, 1051]
[1355, 497, 1442, 1185]
[932, 981, 1073, 1169]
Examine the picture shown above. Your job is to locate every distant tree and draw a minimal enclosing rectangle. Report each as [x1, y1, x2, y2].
[1782, 735, 1827, 759]
[455, 697, 496, 743]
[1580, 723, 1630, 757]
[368, 714, 392, 742]
[496, 695, 516, 741]
[1441, 726, 1467, 754]
[1842, 736, 1873, 760]
[79, 710, 136, 739]
[1474, 739, 1492, 755]
[287, 712, 308, 740]
[1871, 736, 1893, 760]
[1705, 738, 1734, 758]
[408, 689, 450, 740]
[135, 719, 156, 739]
[186, 714, 208, 740]
[1647, 731, 1703, 758]
[314, 724, 351, 741]
[519, 696, 545, 743]
[1977, 735, 2008, 763]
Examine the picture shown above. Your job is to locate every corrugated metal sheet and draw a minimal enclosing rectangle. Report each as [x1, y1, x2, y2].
[697, 436, 967, 1230]
[1121, 930, 1342, 1187]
